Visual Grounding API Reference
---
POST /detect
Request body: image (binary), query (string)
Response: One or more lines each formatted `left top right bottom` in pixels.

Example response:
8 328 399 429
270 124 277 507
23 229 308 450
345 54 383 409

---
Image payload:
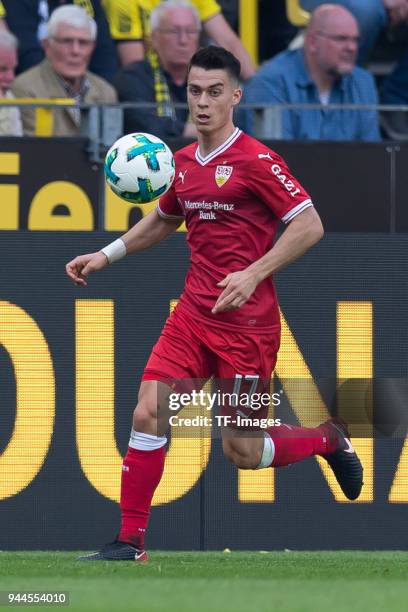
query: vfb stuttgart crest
215 165 233 187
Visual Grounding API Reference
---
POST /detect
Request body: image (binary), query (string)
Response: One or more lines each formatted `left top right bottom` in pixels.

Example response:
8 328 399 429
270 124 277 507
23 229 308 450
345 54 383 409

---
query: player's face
0 46 17 96
311 13 359 76
187 67 242 134
43 24 95 82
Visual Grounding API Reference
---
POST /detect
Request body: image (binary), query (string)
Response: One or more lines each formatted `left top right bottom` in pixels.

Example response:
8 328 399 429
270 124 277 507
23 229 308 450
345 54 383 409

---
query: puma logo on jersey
178 170 187 183
258 152 273 161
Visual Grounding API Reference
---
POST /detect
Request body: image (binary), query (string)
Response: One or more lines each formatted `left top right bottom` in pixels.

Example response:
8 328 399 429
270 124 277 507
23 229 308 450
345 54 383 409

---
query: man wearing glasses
11 4 116 136
243 4 380 141
114 1 200 139
103 0 255 80
301 0 408 64
2 0 119 82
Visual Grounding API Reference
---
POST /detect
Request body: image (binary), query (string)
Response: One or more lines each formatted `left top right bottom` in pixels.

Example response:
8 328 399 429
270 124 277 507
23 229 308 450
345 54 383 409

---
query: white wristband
100 238 126 264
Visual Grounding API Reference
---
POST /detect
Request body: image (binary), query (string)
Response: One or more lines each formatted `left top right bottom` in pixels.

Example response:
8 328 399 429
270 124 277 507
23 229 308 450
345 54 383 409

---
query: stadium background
0 138 407 550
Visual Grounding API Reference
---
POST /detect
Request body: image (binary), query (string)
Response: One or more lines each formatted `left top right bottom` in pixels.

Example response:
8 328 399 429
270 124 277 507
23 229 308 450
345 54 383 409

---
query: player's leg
215 330 363 499
78 306 212 561
221 415 342 467
118 307 214 559
222 416 363 500
220 385 364 501
221 427 264 469
77 379 172 562
118 379 173 556
215 330 280 468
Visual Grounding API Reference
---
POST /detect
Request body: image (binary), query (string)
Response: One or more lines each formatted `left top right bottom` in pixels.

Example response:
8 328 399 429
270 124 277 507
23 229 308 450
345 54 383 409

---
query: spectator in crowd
242 4 380 141
103 0 255 79
297 1 408 137
2 0 119 82
300 0 408 63
0 30 23 135
114 1 199 139
300 0 398 63
11 5 116 136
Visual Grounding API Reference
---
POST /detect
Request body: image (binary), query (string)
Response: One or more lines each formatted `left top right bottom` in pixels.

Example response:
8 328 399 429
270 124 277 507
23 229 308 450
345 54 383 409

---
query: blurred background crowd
0 0 406 140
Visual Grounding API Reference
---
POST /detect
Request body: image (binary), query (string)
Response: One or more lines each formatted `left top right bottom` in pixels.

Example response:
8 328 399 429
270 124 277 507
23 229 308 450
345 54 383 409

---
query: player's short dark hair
188 46 241 84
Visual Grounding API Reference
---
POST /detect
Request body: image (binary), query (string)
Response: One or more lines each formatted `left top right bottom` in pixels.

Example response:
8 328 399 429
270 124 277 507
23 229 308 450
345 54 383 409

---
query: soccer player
66 46 363 561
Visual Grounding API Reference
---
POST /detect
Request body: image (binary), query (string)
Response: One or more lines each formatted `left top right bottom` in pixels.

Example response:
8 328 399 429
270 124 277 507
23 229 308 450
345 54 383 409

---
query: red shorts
142 304 280 421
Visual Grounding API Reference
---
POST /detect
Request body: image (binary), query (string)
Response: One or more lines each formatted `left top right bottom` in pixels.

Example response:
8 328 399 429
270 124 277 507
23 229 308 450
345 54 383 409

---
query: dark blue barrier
0 138 407 231
0 232 407 550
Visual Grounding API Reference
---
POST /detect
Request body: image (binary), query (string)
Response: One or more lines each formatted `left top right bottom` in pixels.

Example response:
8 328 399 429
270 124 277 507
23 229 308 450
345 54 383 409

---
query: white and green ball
104 132 175 204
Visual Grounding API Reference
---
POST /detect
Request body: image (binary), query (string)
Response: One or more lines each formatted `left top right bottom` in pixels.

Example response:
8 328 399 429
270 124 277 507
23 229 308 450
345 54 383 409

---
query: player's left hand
212 270 258 314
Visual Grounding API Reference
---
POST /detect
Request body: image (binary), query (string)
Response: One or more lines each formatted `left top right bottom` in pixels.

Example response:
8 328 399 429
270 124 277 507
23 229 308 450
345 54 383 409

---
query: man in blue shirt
243 4 380 141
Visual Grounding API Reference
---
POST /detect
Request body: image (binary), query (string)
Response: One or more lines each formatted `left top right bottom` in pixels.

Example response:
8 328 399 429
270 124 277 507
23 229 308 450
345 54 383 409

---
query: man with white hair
11 4 116 136
115 1 199 139
0 29 22 135
103 0 255 79
2 0 118 82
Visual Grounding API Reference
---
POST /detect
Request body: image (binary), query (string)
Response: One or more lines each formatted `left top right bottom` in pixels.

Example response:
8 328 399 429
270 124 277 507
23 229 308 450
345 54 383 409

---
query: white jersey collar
195 127 242 166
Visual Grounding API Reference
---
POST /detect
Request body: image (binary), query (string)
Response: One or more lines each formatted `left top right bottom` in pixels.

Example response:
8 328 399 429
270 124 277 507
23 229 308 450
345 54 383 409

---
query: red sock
119 446 165 549
267 423 338 467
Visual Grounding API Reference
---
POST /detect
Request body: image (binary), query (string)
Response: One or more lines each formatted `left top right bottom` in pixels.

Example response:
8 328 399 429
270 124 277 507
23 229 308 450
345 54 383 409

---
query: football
104 132 175 204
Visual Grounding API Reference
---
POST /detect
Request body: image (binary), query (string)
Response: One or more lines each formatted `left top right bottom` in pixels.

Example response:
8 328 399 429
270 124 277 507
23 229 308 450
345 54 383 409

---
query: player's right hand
65 252 109 287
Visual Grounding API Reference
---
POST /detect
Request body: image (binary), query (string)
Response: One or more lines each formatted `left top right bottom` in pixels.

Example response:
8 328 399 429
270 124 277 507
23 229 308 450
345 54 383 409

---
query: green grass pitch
1 551 408 612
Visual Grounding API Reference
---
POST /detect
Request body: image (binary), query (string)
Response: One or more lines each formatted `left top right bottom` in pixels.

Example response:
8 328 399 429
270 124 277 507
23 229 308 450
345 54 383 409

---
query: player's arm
213 207 323 313
249 205 323 275
117 40 144 65
121 207 182 253
65 209 182 287
102 0 145 64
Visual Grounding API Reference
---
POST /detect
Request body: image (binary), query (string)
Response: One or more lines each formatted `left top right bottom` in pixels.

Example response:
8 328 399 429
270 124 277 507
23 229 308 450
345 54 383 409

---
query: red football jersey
157 128 313 331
